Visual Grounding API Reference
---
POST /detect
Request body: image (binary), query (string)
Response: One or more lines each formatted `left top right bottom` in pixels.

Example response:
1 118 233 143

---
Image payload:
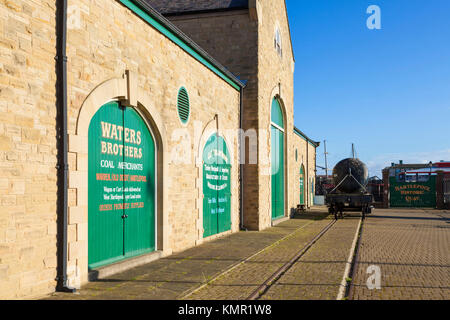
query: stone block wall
257 0 295 229
168 10 261 230
290 134 317 210
0 0 241 298
165 0 299 231
65 0 241 289
0 0 59 299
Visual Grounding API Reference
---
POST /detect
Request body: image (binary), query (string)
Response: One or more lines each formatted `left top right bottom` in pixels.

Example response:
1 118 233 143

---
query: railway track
246 216 365 301
181 213 366 301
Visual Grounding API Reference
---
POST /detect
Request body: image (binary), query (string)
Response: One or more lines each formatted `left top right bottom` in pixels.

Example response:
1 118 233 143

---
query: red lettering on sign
96 173 111 181
130 202 144 209
99 204 113 211
129 175 147 182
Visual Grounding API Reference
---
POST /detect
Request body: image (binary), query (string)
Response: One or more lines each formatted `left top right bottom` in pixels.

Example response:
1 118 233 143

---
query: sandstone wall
290 134 317 209
168 10 261 230
0 0 59 299
166 0 299 230
0 0 241 298
65 0 241 288
257 0 295 229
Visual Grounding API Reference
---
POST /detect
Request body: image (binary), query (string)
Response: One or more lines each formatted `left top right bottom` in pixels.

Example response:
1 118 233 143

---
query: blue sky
286 0 450 177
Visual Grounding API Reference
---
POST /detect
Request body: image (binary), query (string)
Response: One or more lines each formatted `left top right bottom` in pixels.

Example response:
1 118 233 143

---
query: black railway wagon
326 158 374 219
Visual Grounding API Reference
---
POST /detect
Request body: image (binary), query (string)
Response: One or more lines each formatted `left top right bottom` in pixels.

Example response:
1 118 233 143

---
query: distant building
367 176 384 204
315 175 334 196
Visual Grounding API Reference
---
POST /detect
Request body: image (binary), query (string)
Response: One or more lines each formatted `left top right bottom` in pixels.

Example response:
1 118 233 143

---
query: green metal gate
88 101 156 269
203 134 231 238
271 98 285 220
389 176 436 208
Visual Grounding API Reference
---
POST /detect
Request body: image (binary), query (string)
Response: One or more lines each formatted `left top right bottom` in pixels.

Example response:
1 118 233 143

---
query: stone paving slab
46 211 329 300
260 217 360 300
350 209 450 300
186 218 334 300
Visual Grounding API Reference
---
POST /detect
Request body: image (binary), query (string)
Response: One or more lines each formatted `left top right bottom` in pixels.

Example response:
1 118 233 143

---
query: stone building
146 0 318 229
291 127 319 210
0 0 318 299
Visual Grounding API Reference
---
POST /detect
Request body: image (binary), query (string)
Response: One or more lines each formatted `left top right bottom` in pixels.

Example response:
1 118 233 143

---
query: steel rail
345 217 365 299
336 217 363 300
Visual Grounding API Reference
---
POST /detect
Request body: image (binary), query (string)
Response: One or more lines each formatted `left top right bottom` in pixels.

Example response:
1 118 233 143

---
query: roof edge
294 126 320 148
118 0 246 91
163 6 249 17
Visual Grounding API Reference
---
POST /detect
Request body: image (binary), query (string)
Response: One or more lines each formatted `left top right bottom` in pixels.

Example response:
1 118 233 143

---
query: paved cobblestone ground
260 217 360 300
187 217 334 300
46 208 448 300
46 211 329 300
350 209 450 300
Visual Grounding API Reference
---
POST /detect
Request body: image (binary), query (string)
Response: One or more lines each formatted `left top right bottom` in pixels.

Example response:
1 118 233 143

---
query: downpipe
55 0 76 293
239 83 247 231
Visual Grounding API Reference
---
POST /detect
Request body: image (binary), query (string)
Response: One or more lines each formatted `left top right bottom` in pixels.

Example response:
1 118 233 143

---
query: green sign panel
389 176 436 208
88 102 155 269
203 134 231 238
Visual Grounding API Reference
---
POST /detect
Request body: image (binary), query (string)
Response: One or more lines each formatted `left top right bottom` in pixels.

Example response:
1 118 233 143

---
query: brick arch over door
67 71 170 288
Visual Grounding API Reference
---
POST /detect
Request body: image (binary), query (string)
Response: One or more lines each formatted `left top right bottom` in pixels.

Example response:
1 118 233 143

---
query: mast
324 140 329 177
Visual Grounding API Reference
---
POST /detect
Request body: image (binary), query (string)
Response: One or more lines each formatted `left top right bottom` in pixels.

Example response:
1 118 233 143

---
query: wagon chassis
326 193 373 220
325 169 374 220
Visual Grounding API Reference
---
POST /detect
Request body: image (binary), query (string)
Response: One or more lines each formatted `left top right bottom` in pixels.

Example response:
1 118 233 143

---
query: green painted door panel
271 98 284 129
203 134 219 238
203 134 231 238
123 107 156 256
278 131 285 218
271 126 285 220
88 102 156 269
88 102 125 268
217 137 231 234
271 126 278 220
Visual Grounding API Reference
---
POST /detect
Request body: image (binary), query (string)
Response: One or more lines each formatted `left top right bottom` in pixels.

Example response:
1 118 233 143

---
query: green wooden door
300 166 305 205
88 102 124 268
123 107 156 257
203 134 231 237
271 98 285 220
88 102 155 269
271 127 285 220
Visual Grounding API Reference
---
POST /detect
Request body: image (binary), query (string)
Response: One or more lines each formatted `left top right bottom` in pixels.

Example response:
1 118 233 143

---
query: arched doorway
300 165 305 205
88 101 156 269
271 98 285 220
202 133 232 238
